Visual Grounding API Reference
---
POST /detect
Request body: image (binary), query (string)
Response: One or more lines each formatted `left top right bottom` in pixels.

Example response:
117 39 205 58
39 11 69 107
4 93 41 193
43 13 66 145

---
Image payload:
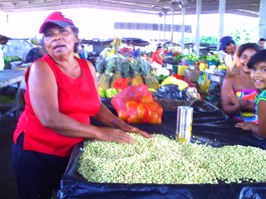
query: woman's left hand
113 117 152 138
128 126 153 138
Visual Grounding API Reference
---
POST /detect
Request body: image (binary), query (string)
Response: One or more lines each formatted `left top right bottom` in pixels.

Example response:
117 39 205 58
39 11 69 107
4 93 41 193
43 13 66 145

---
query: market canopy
0 0 260 17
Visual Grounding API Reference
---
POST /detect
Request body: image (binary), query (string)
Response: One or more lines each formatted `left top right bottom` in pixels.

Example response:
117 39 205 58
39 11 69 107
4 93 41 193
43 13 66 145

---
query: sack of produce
111 84 163 124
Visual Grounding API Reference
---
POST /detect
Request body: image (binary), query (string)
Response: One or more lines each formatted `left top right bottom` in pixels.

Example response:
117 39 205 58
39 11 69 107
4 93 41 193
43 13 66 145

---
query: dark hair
236 43 260 58
227 41 235 46
156 46 162 51
259 38 266 42
247 49 266 69
71 25 79 53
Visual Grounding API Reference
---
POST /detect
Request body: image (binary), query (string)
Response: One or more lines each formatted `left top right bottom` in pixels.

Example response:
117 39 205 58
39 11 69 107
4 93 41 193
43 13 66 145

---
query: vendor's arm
221 77 241 114
28 61 150 144
235 101 266 138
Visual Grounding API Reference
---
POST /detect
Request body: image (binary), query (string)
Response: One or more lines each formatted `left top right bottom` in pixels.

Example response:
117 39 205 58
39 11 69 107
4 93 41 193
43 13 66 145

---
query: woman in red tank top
12 11 151 199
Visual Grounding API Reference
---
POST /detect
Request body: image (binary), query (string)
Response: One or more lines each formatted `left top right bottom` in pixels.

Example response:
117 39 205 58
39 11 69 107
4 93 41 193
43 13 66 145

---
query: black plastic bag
154 84 190 100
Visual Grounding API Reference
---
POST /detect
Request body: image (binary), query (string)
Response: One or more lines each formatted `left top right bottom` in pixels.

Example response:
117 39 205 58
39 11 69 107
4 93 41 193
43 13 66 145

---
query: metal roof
0 0 260 17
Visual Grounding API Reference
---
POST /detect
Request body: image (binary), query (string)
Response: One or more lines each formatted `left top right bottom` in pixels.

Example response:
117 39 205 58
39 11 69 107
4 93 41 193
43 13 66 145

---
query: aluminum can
176 106 193 142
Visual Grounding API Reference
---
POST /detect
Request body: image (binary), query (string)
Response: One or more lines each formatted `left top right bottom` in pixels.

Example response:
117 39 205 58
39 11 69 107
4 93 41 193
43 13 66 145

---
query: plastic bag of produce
198 73 210 95
111 84 163 124
161 76 188 90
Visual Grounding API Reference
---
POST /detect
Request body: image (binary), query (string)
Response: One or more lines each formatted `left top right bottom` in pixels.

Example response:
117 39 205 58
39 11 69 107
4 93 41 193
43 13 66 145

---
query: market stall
0 69 25 120
58 99 266 199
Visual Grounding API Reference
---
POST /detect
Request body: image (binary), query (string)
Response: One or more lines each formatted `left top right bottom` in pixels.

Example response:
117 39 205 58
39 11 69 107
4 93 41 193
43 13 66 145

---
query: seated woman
221 43 260 123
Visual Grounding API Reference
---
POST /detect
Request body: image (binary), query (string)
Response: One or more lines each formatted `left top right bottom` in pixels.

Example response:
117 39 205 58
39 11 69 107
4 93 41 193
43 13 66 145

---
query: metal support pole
181 6 186 53
195 0 202 56
170 7 174 48
163 14 167 44
158 13 163 44
218 0 226 50
259 0 266 39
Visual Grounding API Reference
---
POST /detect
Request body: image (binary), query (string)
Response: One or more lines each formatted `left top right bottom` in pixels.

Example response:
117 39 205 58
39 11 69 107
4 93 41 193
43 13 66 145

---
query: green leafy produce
198 54 206 61
185 53 198 62
78 133 266 184
105 88 118 99
3 55 21 63
175 53 185 62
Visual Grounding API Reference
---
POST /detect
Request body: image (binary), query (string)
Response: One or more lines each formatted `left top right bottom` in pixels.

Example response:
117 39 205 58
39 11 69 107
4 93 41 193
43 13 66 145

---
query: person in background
221 43 260 123
163 47 169 55
78 44 88 59
167 48 174 56
152 46 164 66
12 11 151 199
235 50 266 139
132 48 140 58
218 36 237 72
258 38 265 50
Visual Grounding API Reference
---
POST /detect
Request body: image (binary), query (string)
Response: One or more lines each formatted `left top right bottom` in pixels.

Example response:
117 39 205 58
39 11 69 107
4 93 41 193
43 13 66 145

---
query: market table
0 69 25 120
58 99 266 199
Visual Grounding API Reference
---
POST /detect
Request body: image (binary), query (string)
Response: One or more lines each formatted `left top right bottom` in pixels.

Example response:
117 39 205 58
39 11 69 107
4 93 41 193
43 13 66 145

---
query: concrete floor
0 115 19 199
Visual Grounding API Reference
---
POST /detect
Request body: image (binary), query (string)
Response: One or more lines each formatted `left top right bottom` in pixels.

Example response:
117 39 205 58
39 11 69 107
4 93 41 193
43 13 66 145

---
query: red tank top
13 55 101 157
152 50 162 65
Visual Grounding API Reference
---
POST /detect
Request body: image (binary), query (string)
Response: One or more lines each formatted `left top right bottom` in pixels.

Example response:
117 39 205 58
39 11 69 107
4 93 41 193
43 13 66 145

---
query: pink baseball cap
39 11 75 33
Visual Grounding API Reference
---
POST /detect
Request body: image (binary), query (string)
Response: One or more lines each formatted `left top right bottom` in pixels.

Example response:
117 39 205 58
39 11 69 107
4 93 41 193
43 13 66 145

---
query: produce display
96 49 160 92
95 38 199 101
78 133 266 184
94 39 201 125
95 38 221 108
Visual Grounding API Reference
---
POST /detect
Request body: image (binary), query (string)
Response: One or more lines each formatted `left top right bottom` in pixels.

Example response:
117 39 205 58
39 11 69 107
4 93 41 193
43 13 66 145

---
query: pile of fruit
96 49 160 98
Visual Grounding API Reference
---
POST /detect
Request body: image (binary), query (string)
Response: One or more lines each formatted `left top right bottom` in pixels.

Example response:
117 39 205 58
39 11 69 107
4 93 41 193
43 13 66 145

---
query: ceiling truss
0 0 261 17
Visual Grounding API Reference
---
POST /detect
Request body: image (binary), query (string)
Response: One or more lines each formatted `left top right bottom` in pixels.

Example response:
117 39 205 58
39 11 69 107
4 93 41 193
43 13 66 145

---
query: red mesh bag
111 84 163 124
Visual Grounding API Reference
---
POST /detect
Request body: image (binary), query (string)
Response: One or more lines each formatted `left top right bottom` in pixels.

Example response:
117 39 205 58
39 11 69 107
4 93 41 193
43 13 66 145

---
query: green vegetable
78 133 266 184
105 88 118 99
98 88 106 98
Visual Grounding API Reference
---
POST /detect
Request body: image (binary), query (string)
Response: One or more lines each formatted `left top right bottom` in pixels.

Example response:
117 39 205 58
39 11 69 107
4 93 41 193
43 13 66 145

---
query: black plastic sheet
58 99 266 199
239 187 266 199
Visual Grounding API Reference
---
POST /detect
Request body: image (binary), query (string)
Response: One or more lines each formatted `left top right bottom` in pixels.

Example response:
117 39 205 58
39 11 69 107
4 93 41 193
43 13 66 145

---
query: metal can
176 106 193 142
